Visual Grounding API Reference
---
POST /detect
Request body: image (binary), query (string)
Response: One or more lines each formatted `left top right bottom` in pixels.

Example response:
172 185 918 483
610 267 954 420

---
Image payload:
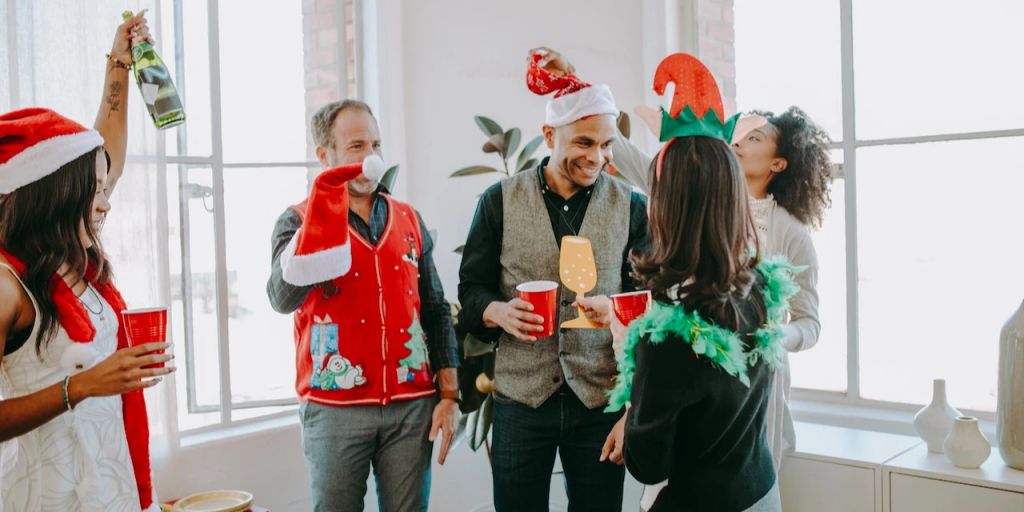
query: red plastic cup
121 307 168 369
610 290 652 326
516 281 559 339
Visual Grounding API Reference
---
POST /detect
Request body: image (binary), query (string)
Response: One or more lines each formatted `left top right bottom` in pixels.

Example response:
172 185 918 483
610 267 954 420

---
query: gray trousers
300 398 434 512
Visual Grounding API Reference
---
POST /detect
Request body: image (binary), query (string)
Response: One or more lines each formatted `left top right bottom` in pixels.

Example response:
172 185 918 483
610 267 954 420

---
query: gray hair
310 99 375 148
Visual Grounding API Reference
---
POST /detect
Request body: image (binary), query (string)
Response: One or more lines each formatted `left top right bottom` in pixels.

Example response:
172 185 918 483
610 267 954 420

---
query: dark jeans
491 386 625 512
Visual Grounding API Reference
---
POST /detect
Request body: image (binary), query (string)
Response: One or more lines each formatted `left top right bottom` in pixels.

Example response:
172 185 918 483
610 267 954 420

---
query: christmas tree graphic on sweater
397 311 432 386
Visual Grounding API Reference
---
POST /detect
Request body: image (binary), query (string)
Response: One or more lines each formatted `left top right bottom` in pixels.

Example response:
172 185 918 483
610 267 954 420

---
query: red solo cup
121 307 168 369
610 290 652 326
516 281 559 339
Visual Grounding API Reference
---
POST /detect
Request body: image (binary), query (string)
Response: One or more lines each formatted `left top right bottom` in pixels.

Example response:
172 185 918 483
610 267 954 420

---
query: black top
266 186 460 371
624 290 776 512
457 159 650 342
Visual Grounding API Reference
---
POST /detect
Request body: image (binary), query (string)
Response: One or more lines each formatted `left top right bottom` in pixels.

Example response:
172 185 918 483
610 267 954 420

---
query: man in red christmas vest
267 100 460 512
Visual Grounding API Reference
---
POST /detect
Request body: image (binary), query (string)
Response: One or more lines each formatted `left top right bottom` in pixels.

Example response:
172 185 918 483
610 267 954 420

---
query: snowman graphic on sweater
310 314 366 390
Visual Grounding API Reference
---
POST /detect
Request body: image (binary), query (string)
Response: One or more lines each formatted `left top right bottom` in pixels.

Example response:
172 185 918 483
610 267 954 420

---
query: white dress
0 265 158 511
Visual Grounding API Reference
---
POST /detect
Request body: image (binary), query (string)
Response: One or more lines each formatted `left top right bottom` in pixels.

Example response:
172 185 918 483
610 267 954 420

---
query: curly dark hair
754 106 834 228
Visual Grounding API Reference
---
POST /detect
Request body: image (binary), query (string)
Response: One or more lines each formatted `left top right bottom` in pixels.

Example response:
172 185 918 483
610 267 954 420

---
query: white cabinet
780 423 922 512
889 474 1024 512
780 458 876 512
883 445 1024 512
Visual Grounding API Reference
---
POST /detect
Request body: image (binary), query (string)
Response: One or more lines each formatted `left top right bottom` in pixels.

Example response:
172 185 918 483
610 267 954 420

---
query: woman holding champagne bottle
0 12 173 512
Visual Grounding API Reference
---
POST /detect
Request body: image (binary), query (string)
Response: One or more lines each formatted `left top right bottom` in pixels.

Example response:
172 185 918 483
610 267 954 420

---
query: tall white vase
944 416 992 469
913 379 961 453
998 299 1024 470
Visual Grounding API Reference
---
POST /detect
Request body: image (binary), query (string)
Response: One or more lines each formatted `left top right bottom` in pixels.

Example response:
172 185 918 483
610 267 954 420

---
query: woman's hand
70 342 174 405
109 10 154 65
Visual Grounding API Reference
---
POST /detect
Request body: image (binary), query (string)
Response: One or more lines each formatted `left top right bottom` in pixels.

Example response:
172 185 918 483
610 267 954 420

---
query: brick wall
301 0 357 157
696 0 737 115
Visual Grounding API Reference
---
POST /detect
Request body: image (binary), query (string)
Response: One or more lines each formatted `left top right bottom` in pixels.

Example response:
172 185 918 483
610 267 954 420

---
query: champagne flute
559 236 601 328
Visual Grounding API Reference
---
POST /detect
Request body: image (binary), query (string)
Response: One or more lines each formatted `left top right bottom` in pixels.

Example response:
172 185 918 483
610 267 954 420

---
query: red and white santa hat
0 107 104 194
526 50 618 127
280 154 386 286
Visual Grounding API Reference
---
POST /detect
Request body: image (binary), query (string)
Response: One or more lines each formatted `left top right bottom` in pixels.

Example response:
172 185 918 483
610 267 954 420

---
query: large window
735 0 1024 413
156 0 360 431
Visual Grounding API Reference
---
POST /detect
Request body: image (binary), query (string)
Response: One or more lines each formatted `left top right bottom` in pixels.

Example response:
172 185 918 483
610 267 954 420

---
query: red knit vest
289 195 435 406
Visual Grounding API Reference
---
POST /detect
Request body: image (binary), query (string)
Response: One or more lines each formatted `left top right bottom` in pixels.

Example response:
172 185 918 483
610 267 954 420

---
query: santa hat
526 50 618 127
280 155 386 286
0 107 104 194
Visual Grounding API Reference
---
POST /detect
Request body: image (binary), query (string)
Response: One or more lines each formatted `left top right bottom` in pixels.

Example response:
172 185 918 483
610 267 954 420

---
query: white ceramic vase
997 299 1024 470
913 379 961 453
943 416 992 469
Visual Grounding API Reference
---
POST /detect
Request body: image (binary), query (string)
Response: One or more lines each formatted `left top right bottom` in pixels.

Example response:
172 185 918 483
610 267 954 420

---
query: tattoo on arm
105 81 123 118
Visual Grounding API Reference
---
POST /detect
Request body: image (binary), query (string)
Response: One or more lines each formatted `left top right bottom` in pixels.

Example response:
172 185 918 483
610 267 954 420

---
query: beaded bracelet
106 53 132 71
62 375 74 411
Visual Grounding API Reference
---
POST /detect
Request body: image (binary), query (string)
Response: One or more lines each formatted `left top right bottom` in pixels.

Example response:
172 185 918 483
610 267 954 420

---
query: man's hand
482 299 545 342
574 295 612 327
528 46 575 77
430 398 460 465
599 412 628 465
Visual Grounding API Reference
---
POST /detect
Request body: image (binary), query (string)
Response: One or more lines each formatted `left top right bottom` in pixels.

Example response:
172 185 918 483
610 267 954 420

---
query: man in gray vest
457 48 649 512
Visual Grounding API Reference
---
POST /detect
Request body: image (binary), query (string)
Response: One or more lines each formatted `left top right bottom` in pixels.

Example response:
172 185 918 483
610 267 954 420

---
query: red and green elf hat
653 53 740 180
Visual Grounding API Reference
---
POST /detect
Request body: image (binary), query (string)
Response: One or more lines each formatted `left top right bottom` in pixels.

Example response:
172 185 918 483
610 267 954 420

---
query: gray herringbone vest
496 170 632 408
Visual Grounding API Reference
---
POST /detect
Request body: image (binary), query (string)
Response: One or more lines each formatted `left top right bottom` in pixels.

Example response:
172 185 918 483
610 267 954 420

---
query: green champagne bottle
122 10 185 130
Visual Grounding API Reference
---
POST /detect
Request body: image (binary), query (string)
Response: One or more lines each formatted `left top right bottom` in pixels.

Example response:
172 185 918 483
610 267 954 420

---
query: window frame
751 0 1024 421
159 0 361 430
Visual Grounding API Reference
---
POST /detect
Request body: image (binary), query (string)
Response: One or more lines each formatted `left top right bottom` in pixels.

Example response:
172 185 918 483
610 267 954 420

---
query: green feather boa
605 256 804 412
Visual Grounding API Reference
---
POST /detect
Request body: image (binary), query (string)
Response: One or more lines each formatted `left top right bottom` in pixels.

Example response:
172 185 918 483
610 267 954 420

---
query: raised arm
94 11 152 197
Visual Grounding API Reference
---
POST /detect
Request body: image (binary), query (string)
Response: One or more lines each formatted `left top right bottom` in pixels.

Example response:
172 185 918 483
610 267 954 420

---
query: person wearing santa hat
0 13 173 512
266 99 460 512
456 48 650 511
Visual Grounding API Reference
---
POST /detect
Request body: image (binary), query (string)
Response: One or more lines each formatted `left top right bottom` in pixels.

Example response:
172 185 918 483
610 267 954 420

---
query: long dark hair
0 147 113 352
757 106 834 228
631 136 765 330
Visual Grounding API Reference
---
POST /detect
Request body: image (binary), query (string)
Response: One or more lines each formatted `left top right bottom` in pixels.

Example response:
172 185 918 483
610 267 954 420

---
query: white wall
381 0 663 295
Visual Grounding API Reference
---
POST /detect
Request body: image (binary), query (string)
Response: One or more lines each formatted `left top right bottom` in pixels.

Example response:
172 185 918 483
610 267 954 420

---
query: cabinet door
890 473 1024 512
780 457 876 512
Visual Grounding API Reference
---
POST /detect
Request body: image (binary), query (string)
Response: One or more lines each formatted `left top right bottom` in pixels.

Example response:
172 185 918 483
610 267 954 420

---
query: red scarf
0 248 153 510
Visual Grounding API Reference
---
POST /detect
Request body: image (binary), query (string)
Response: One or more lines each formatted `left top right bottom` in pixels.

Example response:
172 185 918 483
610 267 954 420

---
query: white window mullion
207 0 233 425
5 0 19 107
839 0 861 403
336 0 349 98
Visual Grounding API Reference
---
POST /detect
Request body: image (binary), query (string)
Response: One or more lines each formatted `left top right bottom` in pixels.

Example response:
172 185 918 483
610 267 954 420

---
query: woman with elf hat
588 53 800 511
541 46 832 472
0 12 172 512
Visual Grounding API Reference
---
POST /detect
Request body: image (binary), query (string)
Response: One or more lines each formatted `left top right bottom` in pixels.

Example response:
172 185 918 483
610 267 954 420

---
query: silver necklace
77 284 104 316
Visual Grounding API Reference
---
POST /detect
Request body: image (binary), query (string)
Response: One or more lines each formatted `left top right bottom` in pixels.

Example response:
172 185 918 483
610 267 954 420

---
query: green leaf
471 394 494 450
503 128 521 160
428 229 438 245
463 333 495 358
380 165 399 192
474 116 503 137
454 244 465 254
450 165 502 178
517 135 543 171
482 133 505 154
516 158 538 173
617 110 631 138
